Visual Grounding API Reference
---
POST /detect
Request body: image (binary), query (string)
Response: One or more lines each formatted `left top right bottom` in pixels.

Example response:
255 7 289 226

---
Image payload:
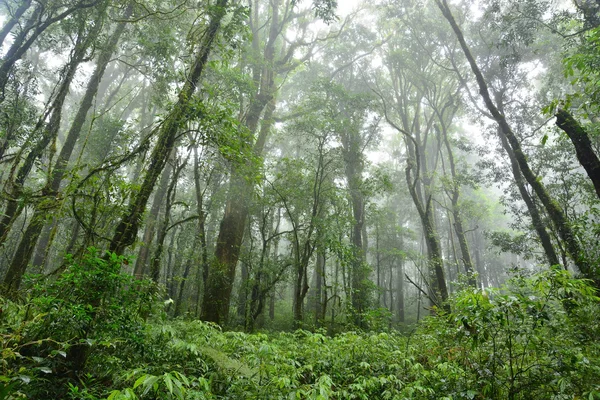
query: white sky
337 0 361 17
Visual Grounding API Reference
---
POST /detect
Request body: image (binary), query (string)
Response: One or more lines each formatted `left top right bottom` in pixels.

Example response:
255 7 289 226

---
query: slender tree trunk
174 257 193 317
498 127 560 266
396 256 405 323
439 125 476 285
134 162 172 278
109 0 228 256
314 250 324 326
405 159 449 310
0 0 32 47
436 0 588 276
149 157 183 283
192 145 209 317
237 262 249 321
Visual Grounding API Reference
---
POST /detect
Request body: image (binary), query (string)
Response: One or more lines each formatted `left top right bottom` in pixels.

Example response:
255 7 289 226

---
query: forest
1 0 600 398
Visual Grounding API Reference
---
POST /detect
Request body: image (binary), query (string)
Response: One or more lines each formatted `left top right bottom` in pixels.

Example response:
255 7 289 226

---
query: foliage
0 248 157 399
2 266 598 399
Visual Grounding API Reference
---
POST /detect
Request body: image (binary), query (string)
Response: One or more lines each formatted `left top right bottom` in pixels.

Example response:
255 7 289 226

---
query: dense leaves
2 260 599 399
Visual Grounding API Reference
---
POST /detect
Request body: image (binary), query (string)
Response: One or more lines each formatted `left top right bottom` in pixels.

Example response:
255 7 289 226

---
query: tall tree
201 0 334 324
435 0 591 279
108 0 229 256
2 4 133 289
0 6 104 269
0 0 103 102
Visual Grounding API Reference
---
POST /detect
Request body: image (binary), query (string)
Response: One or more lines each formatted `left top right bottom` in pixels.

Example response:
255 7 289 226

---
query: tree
108 0 230 256
435 0 592 280
1 4 133 291
202 0 340 325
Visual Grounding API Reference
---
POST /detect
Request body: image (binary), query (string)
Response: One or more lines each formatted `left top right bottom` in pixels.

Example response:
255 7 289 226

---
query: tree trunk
396 256 405 323
555 109 600 200
439 125 477 285
1 27 94 294
201 172 251 324
0 0 102 103
149 156 182 283
174 257 193 317
201 0 284 325
134 161 172 278
8 6 132 276
0 0 32 47
498 126 560 266
314 250 325 325
109 0 228 256
404 135 449 310
436 0 589 277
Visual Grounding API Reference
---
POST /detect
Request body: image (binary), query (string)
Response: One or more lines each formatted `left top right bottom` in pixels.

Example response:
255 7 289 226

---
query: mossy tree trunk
1 19 101 294
4 5 132 286
108 0 229 256
201 0 282 325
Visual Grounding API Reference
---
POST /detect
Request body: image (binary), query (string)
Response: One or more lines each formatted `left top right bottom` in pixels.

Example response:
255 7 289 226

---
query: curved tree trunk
436 0 589 278
498 127 561 266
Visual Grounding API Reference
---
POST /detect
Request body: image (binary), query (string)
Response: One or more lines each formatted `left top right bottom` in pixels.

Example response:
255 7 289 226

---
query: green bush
2 262 599 399
0 248 157 399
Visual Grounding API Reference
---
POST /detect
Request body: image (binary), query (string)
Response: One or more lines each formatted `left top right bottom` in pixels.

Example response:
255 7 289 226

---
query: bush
0 248 157 399
2 262 599 399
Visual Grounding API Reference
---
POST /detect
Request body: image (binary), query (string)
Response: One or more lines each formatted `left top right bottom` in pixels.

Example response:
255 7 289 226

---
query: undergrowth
1 249 599 399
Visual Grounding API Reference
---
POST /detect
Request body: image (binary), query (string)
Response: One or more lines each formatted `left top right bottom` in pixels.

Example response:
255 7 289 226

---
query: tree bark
555 109 600 200
109 0 228 256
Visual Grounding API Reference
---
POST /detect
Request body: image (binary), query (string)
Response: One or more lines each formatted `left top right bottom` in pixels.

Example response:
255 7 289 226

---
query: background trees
0 0 599 330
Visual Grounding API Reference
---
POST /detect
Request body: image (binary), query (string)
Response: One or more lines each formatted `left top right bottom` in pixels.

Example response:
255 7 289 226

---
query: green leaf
164 373 174 394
